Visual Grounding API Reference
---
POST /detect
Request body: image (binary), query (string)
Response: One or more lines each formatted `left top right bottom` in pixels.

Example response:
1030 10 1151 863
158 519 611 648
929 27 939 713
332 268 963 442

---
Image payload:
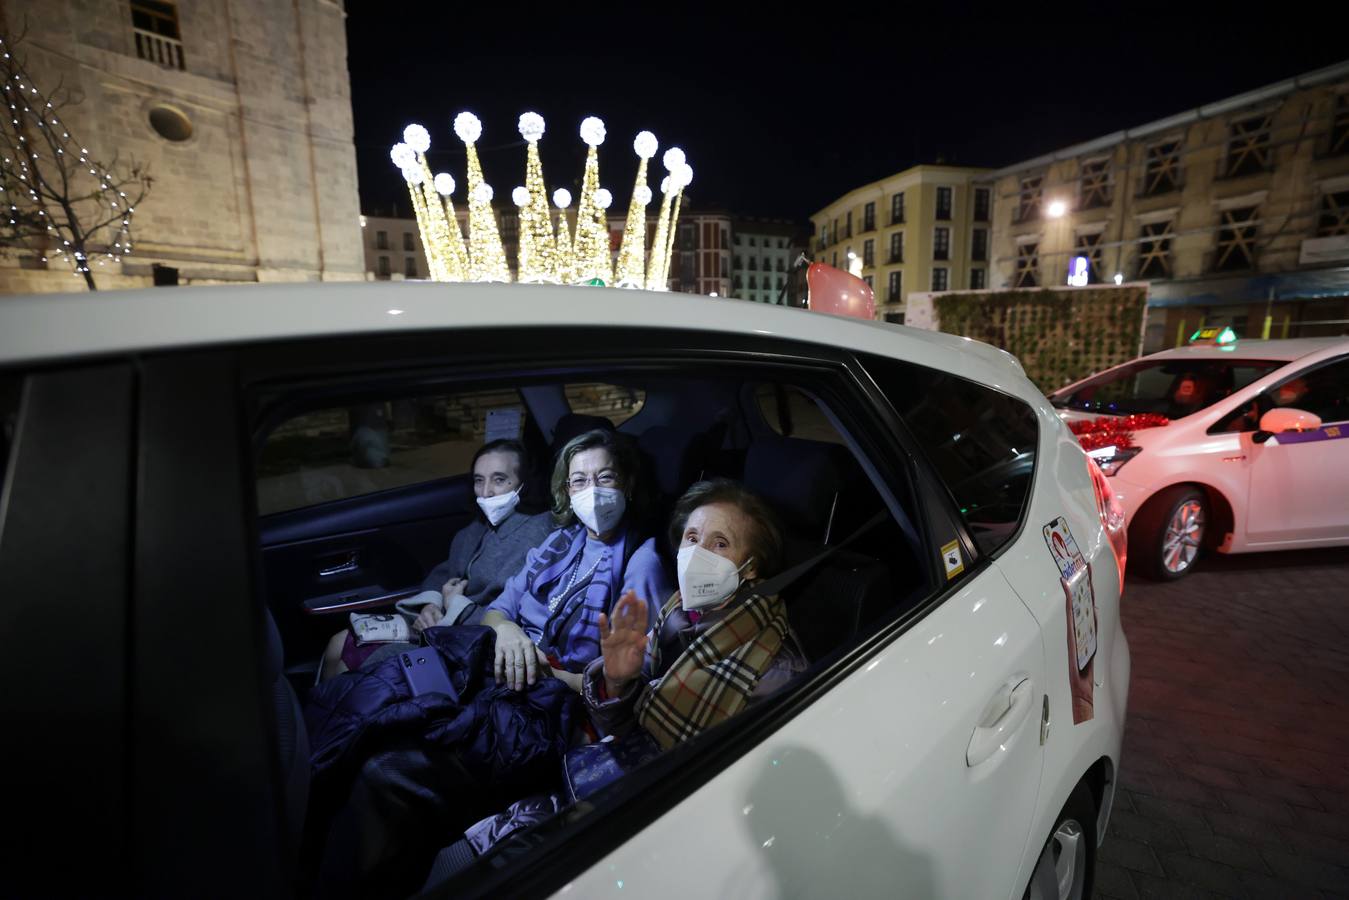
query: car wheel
1132 485 1206 581
1024 781 1096 900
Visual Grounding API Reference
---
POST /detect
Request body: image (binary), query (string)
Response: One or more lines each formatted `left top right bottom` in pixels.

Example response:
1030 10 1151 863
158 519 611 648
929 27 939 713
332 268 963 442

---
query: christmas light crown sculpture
389 112 692 290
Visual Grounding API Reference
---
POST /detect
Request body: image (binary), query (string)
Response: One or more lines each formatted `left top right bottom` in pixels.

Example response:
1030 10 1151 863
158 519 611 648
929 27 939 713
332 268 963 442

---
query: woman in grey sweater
319 439 552 679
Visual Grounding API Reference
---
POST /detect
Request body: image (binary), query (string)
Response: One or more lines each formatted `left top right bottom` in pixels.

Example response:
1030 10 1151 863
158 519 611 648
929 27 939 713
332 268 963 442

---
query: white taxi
1 278 1127 899
1050 333 1349 579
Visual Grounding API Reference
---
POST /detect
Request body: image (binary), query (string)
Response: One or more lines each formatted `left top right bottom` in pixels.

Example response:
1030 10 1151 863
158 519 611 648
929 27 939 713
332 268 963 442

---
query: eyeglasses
568 470 620 492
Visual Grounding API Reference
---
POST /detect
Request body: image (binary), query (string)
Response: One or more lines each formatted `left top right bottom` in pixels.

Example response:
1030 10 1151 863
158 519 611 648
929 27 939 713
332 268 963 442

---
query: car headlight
1088 445 1141 477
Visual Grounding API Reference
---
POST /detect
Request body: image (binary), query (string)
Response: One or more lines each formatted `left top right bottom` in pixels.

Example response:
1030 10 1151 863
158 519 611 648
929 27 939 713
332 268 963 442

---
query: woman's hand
412 604 443 634
599 590 649 694
440 577 467 602
491 619 538 690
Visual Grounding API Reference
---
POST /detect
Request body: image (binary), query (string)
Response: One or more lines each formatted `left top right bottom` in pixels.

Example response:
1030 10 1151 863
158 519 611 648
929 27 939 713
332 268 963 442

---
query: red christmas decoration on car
1068 413 1170 452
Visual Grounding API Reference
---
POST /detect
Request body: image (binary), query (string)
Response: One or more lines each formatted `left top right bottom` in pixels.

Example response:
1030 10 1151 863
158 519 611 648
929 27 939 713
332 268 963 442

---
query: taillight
1089 458 1128 588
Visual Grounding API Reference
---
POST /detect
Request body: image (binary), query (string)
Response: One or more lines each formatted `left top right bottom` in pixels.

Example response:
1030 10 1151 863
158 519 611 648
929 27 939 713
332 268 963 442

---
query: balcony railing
135 28 185 70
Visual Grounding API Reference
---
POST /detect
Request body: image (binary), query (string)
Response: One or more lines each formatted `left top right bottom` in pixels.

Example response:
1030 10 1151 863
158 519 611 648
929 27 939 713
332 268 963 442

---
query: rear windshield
1051 357 1285 418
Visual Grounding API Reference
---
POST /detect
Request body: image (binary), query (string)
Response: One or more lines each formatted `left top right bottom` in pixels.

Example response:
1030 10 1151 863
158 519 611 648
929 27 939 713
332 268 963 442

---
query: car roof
1140 337 1348 363
0 281 1029 388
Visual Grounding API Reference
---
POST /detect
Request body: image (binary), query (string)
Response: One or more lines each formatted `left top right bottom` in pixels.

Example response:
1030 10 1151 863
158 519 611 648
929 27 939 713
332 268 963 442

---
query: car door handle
318 550 359 577
966 676 1034 767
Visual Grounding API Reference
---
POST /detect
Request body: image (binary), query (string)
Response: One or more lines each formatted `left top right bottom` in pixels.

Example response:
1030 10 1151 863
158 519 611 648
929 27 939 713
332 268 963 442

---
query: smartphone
400 647 456 700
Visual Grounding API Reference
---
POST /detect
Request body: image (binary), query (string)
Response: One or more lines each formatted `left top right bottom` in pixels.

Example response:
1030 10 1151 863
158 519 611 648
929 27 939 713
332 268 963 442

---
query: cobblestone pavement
1100 547 1349 899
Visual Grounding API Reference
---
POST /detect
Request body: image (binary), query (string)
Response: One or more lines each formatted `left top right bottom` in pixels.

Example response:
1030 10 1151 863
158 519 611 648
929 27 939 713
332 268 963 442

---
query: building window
863 239 874 267
844 212 852 238
863 202 875 231
973 187 990 222
376 230 389 250
817 224 828 248
1225 115 1272 178
776 276 785 291
721 228 729 249
1079 159 1111 209
862 275 873 290
749 276 758 289
1137 221 1173 279
935 187 953 221
1073 232 1104 283
970 268 986 290
721 257 729 278
1016 177 1042 223
404 257 418 278
402 232 414 251
733 233 742 246
832 252 837 267
971 228 988 262
748 257 758 270
888 231 903 264
131 0 185 70
1015 242 1039 287
931 267 949 291
1143 141 1182 196
1331 94 1349 157
734 255 743 269
1212 206 1259 272
377 255 390 276
733 277 743 290
933 227 950 261
1318 189 1349 236
776 258 785 272
891 192 905 225
778 239 786 248
887 270 902 302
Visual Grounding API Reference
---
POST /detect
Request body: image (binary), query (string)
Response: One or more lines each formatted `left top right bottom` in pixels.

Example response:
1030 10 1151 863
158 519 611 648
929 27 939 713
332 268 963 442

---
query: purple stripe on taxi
1274 422 1349 444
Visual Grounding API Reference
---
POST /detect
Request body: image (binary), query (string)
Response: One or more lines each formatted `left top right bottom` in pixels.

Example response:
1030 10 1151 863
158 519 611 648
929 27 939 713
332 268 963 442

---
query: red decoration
1068 413 1169 452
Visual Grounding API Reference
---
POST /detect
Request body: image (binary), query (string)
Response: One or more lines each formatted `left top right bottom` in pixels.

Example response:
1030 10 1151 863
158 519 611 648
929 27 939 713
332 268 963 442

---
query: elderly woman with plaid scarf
582 479 808 749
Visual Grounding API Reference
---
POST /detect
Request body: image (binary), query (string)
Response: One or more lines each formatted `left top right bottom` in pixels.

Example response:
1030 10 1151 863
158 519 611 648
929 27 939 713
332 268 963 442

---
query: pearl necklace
548 548 608 614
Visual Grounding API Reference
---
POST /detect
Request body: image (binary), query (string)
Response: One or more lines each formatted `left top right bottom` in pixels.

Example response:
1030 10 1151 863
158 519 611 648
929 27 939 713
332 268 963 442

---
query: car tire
1023 781 1096 900
1131 485 1206 581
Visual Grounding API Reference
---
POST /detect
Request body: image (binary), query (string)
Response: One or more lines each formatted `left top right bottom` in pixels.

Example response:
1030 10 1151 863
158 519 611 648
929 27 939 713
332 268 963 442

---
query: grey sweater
395 510 553 624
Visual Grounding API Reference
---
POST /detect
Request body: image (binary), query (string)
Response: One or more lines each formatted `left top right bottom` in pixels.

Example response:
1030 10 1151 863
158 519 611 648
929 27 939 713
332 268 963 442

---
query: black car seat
265 606 310 878
742 436 897 662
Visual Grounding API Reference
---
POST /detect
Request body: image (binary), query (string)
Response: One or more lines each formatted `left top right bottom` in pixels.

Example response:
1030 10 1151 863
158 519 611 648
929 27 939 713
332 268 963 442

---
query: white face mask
571 486 626 535
476 487 520 527
677 544 753 612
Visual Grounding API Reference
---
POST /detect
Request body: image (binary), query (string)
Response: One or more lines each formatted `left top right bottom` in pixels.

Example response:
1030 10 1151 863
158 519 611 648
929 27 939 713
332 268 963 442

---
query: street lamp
1046 200 1067 218
1113 273 1124 286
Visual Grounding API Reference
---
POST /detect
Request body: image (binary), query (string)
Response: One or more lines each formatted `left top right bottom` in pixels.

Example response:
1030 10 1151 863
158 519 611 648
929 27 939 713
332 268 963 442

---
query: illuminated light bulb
663 147 685 171
633 131 658 159
518 112 545 142
595 188 613 209
579 116 606 147
433 172 455 195
1047 200 1067 218
471 183 493 203
453 111 482 143
402 123 431 153
553 189 572 208
403 165 425 185
390 142 415 169
512 186 529 207
635 186 652 205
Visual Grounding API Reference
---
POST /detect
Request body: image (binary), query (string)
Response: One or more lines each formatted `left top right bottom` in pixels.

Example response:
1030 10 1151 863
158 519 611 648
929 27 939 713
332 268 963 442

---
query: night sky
345 2 1345 225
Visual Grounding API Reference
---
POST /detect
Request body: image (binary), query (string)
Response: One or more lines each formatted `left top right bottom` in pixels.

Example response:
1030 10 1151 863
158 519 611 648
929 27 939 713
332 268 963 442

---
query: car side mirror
1257 406 1321 440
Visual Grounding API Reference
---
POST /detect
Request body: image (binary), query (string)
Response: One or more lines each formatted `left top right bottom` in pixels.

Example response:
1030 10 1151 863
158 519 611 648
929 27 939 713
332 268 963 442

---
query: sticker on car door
1044 517 1096 724
940 539 964 579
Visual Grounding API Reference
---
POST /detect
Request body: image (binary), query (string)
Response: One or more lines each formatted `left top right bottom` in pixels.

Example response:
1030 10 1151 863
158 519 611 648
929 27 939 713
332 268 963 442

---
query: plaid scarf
635 587 789 750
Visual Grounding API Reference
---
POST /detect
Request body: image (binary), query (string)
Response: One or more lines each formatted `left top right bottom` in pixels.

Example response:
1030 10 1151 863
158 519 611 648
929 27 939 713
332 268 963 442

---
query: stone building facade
984 60 1349 352
0 0 363 293
810 165 993 323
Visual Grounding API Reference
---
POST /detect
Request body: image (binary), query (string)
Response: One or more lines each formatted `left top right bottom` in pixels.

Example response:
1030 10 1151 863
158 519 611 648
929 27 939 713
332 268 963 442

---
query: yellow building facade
810 165 991 322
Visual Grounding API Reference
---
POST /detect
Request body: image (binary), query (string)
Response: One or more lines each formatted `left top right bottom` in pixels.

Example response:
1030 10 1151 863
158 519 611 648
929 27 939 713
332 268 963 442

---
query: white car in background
1 280 1128 899
1050 335 1349 580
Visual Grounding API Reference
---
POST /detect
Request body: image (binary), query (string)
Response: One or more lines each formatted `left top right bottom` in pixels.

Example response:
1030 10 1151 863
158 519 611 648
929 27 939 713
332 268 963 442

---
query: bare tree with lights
0 29 150 291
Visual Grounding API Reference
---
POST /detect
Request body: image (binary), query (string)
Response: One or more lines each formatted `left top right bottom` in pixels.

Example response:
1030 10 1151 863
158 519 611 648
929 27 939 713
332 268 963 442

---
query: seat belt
747 508 891 602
